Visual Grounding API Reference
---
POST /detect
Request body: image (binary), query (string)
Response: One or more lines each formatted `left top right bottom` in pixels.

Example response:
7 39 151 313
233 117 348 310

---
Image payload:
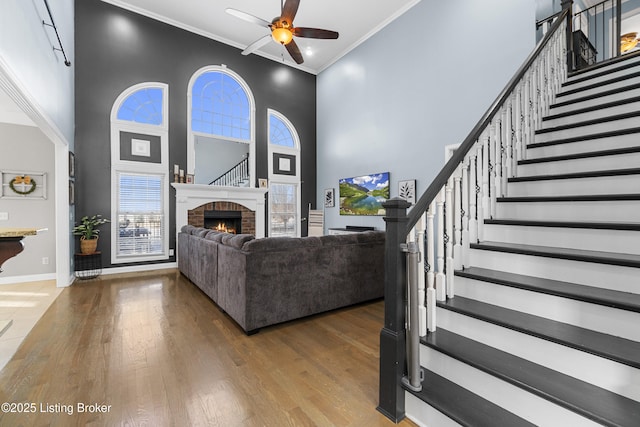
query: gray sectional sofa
178 225 385 334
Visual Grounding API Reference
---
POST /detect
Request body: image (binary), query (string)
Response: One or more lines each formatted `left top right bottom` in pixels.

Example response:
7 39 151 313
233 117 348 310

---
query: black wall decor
75 0 317 268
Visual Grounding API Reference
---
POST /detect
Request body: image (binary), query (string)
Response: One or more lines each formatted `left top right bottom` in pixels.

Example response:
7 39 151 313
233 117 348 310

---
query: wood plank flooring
0 269 416 426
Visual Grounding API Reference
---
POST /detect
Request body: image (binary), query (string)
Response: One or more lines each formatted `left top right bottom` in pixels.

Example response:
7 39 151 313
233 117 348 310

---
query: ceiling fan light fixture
272 27 293 45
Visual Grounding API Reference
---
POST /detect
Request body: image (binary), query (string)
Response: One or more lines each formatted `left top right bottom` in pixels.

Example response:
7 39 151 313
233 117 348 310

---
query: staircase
404 52 640 426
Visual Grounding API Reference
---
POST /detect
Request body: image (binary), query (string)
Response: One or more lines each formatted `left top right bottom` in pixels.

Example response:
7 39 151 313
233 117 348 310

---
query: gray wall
317 0 537 231
194 136 250 185
75 0 317 268
0 123 57 279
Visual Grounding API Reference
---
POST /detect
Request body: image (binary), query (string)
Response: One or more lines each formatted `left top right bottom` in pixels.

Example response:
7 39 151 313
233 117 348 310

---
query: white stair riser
468 248 640 294
534 116 640 143
541 100 640 128
405 394 462 427
435 308 640 402
421 344 603 427
507 174 640 197
482 223 640 255
555 75 640 103
496 200 640 222
517 152 640 175
526 132 640 157
550 87 640 115
455 276 640 341
563 56 640 86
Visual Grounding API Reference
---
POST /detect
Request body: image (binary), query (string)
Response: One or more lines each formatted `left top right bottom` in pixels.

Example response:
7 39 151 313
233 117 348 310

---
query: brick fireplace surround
188 202 255 236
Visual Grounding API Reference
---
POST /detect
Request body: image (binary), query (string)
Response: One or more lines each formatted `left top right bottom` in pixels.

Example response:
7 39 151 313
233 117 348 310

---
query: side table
75 251 102 280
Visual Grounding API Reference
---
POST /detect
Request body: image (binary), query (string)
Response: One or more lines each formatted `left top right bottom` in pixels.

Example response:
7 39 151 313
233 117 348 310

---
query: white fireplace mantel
172 183 268 237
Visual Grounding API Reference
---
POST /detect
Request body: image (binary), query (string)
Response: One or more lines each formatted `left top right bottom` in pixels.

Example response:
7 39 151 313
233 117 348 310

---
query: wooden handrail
405 9 569 234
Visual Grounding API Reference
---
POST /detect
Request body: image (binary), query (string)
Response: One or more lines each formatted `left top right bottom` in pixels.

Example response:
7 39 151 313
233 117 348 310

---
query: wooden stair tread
557 70 640 97
470 240 640 268
437 297 640 369
528 127 640 148
405 369 535 427
551 81 640 108
508 167 640 182
497 193 640 202
519 145 640 165
423 328 640 426
544 95 640 121
536 111 640 135
484 218 640 231
456 266 640 313
566 50 640 81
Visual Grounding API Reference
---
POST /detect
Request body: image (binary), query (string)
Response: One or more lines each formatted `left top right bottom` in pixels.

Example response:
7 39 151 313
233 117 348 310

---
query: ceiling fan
225 0 339 64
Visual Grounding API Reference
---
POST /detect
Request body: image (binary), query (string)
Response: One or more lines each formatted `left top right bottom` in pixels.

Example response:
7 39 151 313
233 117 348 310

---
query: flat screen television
339 172 390 216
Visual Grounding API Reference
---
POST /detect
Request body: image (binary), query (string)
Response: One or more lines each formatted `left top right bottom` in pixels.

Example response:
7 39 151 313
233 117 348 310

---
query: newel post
377 197 411 422
562 0 574 71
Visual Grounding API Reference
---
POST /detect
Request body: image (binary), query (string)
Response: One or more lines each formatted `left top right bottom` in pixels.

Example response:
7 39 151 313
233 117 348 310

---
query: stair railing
572 0 622 70
378 8 570 422
209 155 249 187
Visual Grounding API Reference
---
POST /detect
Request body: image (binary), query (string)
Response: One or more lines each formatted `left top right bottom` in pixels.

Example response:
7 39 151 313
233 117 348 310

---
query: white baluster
435 189 446 301
453 168 462 271
477 142 485 242
445 178 455 299
426 204 436 332
489 122 498 219
481 131 490 220
515 86 523 163
469 150 478 244
461 157 470 268
523 75 532 154
415 213 427 337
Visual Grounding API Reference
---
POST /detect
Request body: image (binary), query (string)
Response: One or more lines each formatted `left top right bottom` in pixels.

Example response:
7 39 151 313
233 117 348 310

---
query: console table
328 226 376 235
0 228 38 273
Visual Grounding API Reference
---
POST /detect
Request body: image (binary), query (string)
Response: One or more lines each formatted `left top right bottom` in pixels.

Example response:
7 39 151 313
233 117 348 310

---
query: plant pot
80 237 98 254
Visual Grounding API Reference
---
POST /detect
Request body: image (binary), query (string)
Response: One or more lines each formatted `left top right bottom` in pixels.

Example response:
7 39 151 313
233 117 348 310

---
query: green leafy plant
72 215 110 240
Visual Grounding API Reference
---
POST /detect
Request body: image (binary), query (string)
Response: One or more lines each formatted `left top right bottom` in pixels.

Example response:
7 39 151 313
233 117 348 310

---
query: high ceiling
102 0 421 74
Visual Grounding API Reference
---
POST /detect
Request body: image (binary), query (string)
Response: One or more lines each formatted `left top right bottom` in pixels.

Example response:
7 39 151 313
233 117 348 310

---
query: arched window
187 66 255 184
116 87 163 125
110 83 169 264
268 110 300 237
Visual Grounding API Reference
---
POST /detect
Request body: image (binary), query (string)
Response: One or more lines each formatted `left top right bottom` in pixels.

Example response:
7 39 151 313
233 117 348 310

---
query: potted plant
73 215 110 254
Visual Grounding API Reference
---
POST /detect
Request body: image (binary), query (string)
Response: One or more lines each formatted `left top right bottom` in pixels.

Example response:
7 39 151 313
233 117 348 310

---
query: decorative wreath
9 175 37 195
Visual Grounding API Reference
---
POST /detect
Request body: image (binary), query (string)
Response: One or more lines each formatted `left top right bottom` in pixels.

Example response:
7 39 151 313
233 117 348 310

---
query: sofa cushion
241 236 321 252
223 234 255 249
207 232 227 242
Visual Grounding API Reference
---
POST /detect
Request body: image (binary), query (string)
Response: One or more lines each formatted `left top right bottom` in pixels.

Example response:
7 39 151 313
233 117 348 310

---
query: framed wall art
398 179 416 204
324 188 335 208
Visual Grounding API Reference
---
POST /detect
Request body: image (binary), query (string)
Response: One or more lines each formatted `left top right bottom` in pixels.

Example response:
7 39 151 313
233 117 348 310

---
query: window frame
110 82 170 264
267 109 301 237
187 66 256 184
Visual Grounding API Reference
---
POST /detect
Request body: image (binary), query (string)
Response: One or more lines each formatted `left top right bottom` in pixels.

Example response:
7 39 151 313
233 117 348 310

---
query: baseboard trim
0 273 57 286
100 262 178 276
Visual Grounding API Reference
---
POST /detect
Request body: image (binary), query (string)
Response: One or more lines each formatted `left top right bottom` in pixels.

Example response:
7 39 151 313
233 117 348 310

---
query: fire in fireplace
204 210 242 234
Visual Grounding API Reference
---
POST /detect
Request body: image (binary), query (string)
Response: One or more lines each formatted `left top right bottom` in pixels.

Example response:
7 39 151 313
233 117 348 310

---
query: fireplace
204 210 242 234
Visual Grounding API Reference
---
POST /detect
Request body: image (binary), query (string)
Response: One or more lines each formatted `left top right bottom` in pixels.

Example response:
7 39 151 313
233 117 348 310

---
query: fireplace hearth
204 210 242 234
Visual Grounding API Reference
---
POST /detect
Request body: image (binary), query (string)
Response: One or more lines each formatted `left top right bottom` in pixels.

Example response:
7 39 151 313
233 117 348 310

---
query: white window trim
267 109 301 237
110 82 170 264
186 65 256 185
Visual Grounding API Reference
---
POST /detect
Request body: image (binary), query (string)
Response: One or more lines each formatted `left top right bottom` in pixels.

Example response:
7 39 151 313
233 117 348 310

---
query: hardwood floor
0 269 416 426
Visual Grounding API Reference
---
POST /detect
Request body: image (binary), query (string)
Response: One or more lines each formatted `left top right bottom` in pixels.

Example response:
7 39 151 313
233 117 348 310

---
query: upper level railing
377 8 570 422
571 0 622 69
209 155 249 187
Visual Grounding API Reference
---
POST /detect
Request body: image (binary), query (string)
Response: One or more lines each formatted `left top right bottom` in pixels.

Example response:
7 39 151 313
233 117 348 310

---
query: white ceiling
102 0 421 74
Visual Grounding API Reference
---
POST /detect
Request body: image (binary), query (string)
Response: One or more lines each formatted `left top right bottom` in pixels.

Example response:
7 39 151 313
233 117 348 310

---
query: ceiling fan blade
292 27 339 39
225 8 271 28
242 35 272 56
281 0 300 25
285 39 304 64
